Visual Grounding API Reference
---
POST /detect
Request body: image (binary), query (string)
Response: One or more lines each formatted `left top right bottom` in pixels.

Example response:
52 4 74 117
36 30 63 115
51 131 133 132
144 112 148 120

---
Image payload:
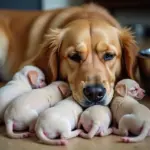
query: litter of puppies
0 66 148 145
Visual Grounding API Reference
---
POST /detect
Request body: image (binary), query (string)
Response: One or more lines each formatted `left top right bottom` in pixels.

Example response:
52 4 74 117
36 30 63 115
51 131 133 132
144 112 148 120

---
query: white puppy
4 81 70 139
78 105 112 139
0 65 46 122
35 96 83 146
78 88 114 139
111 79 149 143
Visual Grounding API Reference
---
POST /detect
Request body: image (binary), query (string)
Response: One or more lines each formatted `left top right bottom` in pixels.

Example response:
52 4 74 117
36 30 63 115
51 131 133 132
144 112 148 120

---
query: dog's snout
83 84 106 102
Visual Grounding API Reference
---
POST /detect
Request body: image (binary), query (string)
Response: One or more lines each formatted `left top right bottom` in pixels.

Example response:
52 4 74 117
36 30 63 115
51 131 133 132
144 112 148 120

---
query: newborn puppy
78 105 112 139
0 65 46 122
111 79 150 143
4 81 70 139
35 96 83 146
78 88 114 139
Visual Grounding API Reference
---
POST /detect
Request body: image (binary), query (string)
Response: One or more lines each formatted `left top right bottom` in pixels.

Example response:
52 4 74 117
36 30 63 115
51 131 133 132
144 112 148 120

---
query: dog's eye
103 53 115 61
68 52 82 62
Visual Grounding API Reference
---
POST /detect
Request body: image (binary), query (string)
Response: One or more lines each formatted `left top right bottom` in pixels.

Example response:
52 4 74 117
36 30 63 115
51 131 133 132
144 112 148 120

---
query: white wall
42 0 84 10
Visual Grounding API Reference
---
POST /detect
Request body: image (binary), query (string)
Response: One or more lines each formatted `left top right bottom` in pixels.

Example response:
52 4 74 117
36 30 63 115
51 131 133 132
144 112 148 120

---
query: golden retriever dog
0 3 138 108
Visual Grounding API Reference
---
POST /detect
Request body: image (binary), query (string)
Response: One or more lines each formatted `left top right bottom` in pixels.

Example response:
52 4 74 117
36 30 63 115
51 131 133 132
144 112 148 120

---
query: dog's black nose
139 48 150 57
83 84 106 102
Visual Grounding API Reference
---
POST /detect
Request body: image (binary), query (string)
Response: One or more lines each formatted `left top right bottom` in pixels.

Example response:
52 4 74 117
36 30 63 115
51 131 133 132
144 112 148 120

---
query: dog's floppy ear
119 28 138 79
115 83 127 97
19 28 66 83
43 28 66 81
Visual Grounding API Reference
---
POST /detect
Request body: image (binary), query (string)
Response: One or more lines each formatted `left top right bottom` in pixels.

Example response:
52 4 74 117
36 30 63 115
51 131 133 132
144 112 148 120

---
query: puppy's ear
115 84 127 97
119 28 138 80
58 84 71 98
27 71 38 86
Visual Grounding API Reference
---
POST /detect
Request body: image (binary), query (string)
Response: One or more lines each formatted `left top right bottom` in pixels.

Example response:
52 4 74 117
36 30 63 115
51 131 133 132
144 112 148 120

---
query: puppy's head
115 79 145 100
20 65 46 89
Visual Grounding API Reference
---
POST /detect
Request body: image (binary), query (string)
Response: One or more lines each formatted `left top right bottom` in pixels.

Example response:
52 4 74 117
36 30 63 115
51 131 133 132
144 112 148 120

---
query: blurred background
0 0 150 49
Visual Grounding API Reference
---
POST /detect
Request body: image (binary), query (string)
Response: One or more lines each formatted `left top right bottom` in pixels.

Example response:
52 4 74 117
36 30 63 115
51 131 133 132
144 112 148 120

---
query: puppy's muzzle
83 84 106 103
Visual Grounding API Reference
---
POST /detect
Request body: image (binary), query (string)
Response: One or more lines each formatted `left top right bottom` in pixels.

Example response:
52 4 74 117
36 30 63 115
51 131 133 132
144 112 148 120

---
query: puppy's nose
83 84 106 102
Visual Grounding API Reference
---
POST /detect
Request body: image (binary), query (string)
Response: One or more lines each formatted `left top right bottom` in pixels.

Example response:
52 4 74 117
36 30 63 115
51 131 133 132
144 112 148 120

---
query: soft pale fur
110 79 149 143
78 105 112 139
0 4 139 108
78 88 114 139
35 96 83 146
4 81 70 139
0 65 46 122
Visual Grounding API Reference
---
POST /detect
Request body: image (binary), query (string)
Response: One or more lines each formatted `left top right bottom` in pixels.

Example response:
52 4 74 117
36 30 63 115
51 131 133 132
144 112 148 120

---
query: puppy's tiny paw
121 137 130 143
99 131 104 136
60 139 68 145
99 126 105 136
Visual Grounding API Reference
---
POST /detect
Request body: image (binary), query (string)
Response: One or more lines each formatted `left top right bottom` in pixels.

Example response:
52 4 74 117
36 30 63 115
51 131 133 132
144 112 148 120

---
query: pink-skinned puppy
4 81 71 139
110 79 149 143
0 65 46 123
78 88 114 139
35 96 83 146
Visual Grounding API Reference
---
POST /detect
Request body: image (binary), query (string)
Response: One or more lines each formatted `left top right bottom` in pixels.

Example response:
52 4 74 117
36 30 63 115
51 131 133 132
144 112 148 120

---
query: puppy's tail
121 121 150 143
5 120 31 139
80 123 99 139
36 128 68 146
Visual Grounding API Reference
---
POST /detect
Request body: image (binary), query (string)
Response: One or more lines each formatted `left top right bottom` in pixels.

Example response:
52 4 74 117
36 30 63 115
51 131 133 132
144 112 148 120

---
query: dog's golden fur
0 4 138 107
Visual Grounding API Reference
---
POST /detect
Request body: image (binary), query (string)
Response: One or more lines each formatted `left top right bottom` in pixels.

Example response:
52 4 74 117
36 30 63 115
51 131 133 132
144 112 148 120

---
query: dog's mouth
71 82 114 108
79 93 107 108
78 84 114 108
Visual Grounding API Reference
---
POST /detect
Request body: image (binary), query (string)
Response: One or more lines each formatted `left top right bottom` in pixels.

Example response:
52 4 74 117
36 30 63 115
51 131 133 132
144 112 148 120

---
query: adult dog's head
29 4 138 108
